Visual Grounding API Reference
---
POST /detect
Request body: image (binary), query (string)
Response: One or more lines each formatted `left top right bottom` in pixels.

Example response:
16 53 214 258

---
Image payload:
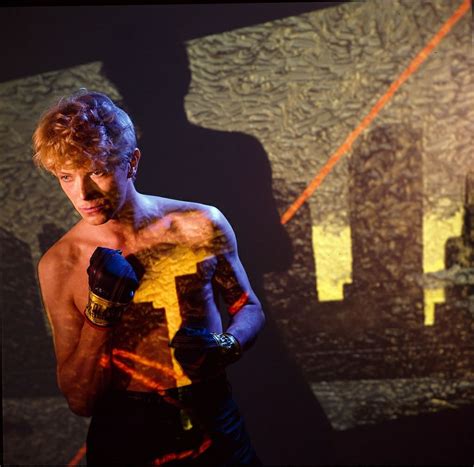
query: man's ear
131 148 141 169
128 148 141 179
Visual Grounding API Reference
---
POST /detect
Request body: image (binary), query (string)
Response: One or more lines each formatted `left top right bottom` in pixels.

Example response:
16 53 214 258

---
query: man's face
56 160 129 225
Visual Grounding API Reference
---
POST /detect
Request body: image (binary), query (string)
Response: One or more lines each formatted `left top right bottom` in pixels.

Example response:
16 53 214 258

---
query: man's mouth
80 203 105 214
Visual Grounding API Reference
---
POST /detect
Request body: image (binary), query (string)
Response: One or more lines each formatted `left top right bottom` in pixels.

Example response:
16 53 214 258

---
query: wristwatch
211 332 242 365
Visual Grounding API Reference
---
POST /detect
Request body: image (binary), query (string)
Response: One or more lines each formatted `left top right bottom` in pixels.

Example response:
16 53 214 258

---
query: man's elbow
58 376 93 417
64 387 95 417
246 300 265 338
67 399 93 417
63 390 94 417
251 295 265 330
256 304 266 332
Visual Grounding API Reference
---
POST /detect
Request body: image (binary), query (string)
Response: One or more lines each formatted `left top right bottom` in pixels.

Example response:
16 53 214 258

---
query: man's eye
91 170 105 177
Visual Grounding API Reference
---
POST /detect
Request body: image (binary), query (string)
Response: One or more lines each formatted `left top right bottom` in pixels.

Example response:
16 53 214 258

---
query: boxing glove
84 247 140 327
170 327 241 378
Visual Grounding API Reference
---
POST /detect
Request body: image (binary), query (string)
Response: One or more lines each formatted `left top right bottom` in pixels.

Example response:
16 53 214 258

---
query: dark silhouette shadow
1 227 58 398
98 12 333 465
346 124 424 324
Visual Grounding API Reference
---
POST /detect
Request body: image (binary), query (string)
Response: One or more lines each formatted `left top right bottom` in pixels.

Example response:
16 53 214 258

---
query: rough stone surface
3 397 89 466
185 0 473 229
185 0 474 430
0 62 122 466
311 377 474 431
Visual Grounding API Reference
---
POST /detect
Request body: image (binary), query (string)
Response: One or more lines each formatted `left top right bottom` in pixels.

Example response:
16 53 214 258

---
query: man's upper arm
37 250 83 371
209 208 261 315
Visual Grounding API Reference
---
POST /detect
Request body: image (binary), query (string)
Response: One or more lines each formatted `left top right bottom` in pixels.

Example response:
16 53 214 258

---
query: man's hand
85 247 140 327
169 327 241 379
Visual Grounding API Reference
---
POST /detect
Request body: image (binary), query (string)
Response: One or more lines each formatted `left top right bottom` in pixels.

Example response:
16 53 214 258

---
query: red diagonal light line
229 292 249 315
152 437 213 465
112 348 177 379
111 355 184 408
67 442 87 466
281 0 472 225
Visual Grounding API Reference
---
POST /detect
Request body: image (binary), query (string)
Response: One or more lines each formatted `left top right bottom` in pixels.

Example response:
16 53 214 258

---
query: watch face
221 334 233 349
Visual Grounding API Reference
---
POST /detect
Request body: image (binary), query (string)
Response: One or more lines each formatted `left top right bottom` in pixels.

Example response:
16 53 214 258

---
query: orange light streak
99 353 111 368
112 348 177 379
111 355 188 410
67 442 86 466
152 437 213 465
280 0 472 225
111 356 174 396
229 292 249 315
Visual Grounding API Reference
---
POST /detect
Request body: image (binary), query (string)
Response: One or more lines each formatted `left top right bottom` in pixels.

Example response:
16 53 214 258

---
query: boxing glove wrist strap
84 291 129 327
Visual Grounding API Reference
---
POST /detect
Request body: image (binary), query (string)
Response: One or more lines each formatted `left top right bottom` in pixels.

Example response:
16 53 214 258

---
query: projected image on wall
1 0 472 464
184 0 473 430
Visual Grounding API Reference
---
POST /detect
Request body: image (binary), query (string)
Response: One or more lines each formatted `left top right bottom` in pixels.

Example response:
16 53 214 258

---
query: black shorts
86 376 260 466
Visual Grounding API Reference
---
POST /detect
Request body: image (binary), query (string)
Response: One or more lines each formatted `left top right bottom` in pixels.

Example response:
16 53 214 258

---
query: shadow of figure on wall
1 226 59 398
99 12 333 465
0 6 333 464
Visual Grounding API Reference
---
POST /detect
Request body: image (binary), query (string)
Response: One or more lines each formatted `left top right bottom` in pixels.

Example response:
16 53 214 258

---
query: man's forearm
225 303 265 352
58 324 112 417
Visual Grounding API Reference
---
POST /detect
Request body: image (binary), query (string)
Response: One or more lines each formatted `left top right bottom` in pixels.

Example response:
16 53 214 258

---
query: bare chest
70 237 222 390
71 232 218 307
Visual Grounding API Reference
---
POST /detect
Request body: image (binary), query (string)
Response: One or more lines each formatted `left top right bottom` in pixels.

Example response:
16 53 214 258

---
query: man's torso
51 197 227 391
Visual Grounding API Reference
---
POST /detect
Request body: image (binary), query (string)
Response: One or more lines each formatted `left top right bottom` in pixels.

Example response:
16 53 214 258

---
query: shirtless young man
33 90 265 465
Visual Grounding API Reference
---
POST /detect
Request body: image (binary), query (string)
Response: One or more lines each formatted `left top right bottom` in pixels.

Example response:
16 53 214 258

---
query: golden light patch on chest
130 244 215 386
168 211 215 249
110 302 177 390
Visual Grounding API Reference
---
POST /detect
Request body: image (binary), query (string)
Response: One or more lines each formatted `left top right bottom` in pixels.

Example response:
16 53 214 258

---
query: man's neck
98 189 157 242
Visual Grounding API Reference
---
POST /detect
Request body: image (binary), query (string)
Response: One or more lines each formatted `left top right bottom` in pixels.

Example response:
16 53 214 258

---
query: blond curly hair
33 89 137 173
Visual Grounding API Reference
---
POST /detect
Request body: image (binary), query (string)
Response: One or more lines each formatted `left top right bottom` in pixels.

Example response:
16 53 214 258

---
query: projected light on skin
100 212 252 393
63 213 250 466
111 348 178 380
130 245 214 387
229 292 250 315
79 245 249 465
152 438 213 466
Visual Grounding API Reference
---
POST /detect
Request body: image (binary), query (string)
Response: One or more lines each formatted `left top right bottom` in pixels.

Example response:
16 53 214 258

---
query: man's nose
78 175 98 200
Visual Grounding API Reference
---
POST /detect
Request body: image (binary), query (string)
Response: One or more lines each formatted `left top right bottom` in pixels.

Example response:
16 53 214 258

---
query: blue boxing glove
85 247 140 327
170 327 241 379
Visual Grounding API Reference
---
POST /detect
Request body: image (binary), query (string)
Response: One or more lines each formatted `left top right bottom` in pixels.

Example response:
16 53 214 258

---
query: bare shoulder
174 200 235 253
150 199 236 252
37 222 85 290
